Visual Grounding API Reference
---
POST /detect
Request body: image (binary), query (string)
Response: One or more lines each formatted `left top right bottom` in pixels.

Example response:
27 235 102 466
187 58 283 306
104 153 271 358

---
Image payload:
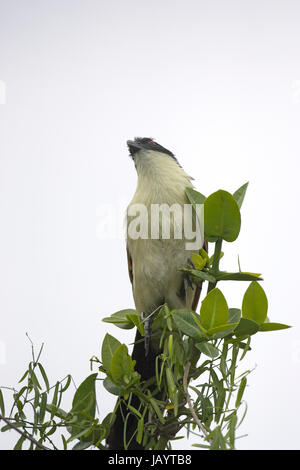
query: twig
183 361 209 438
0 414 50 450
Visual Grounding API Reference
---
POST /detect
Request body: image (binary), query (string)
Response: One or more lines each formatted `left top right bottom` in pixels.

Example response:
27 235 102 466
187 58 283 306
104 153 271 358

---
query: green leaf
234 318 259 337
199 247 209 263
1 421 25 433
207 322 239 337
103 377 123 396
215 271 262 282
242 281 268 324
72 440 93 450
61 434 68 450
102 309 138 329
29 364 42 390
149 397 165 424
126 313 145 336
110 345 135 385
13 434 26 450
61 375 72 393
209 426 227 450
186 187 206 206
259 322 291 332
195 342 220 358
235 377 247 408
18 370 29 384
180 268 216 283
229 308 241 324
204 190 241 242
137 416 144 444
172 309 206 340
0 389 5 416
45 405 67 420
200 288 229 330
192 253 206 270
211 308 241 339
233 182 249 209
50 382 60 419
37 363 50 392
71 373 97 419
39 392 47 423
228 412 237 449
101 334 121 372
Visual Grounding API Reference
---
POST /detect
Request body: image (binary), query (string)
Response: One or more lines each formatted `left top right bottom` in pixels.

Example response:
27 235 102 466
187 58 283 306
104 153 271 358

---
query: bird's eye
149 140 156 146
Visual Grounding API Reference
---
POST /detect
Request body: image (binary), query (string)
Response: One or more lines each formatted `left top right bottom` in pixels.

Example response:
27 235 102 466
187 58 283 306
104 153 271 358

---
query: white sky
0 0 300 450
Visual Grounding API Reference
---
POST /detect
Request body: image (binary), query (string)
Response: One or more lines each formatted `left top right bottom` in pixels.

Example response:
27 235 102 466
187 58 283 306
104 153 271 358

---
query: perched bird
107 137 204 449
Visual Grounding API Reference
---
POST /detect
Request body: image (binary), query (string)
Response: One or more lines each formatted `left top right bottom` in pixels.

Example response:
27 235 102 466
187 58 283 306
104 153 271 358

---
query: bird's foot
141 312 153 357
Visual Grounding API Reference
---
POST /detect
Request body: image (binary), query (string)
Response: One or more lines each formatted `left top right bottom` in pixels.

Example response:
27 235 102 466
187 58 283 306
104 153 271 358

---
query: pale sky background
1 0 300 450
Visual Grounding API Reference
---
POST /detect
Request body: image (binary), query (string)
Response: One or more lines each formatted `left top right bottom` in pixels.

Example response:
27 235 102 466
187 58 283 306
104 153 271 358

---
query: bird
106 137 205 449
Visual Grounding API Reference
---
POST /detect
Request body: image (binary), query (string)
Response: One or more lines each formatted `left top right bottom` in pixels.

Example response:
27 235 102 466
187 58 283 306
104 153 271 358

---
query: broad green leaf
192 253 206 270
71 373 97 418
209 308 241 339
242 281 268 324
233 182 249 209
229 308 241 324
101 333 121 372
212 308 241 339
126 313 145 336
195 342 220 358
215 271 262 282
103 377 122 396
110 345 135 385
259 322 291 332
234 318 259 337
186 187 206 206
172 309 206 339
207 322 238 337
204 190 241 242
72 440 93 450
200 288 229 330
102 309 138 329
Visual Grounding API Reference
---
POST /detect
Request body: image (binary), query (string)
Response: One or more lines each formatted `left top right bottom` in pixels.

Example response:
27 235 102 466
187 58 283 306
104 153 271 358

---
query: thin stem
183 361 209 438
0 414 50 450
207 238 222 293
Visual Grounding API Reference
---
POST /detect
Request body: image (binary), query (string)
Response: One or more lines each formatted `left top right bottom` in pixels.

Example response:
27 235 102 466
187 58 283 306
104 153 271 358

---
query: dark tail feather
106 329 157 450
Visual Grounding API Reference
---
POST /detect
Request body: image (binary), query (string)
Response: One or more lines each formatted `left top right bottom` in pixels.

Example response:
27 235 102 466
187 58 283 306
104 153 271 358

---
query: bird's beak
127 140 143 156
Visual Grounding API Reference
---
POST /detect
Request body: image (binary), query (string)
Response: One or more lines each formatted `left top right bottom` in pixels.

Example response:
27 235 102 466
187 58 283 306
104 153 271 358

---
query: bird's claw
141 312 153 357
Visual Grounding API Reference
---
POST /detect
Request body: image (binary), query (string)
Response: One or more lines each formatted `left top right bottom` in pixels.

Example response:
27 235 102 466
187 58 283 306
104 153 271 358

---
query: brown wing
126 245 133 284
191 239 208 311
